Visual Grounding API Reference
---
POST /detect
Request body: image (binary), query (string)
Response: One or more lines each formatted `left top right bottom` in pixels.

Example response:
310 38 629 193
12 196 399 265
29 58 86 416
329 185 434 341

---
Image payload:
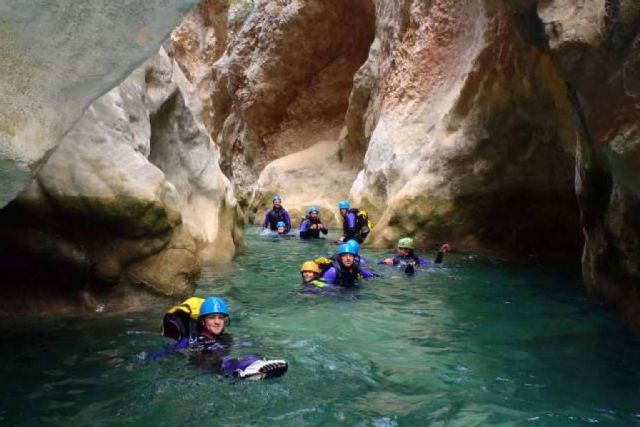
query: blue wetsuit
389 250 445 274
391 251 444 267
342 211 359 242
321 261 374 287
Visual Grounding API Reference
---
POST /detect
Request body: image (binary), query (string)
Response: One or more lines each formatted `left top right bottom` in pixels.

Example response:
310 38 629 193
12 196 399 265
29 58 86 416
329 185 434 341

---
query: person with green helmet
381 237 450 274
299 206 328 239
321 243 375 287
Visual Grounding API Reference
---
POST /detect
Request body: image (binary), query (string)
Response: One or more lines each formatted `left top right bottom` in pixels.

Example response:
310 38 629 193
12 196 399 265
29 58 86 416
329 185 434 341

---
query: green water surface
1 228 640 426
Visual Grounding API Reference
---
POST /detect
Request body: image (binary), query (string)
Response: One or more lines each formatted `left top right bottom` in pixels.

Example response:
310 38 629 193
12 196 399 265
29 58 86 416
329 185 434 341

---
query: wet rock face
0 48 238 313
0 0 197 167
348 0 581 256
196 0 376 197
537 1 640 326
170 0 375 216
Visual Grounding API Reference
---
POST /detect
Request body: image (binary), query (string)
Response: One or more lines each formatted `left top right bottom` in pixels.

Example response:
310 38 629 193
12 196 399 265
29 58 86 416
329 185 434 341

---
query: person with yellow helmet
299 261 333 295
381 237 450 275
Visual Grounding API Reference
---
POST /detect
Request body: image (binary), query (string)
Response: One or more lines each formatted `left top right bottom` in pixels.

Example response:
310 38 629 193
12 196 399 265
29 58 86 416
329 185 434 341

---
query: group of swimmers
261 194 450 292
155 195 449 379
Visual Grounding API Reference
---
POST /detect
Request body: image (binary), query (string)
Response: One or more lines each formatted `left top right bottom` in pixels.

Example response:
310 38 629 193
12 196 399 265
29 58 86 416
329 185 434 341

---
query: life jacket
162 297 203 343
328 260 362 287
300 215 325 238
343 208 372 240
267 208 287 229
309 279 328 288
313 256 333 275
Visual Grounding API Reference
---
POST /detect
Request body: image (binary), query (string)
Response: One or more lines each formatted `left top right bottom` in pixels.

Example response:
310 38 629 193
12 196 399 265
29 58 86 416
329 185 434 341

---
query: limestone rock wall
0 48 238 312
536 1 640 327
0 0 197 169
177 0 376 207
347 0 581 256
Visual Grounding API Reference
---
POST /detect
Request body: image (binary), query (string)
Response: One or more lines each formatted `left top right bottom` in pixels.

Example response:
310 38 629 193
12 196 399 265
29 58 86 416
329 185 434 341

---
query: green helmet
397 237 414 249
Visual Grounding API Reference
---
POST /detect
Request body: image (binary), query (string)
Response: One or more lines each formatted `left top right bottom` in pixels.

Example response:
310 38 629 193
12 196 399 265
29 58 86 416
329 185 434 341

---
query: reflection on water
1 228 640 426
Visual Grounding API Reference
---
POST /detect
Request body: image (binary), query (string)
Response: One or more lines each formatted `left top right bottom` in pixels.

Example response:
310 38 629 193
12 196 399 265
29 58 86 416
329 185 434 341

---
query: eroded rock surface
537 0 640 326
0 0 197 168
0 48 238 313
191 0 375 205
347 0 581 256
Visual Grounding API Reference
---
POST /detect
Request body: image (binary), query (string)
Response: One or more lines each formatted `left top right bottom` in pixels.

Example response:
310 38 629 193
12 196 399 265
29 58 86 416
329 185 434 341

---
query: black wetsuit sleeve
434 251 444 264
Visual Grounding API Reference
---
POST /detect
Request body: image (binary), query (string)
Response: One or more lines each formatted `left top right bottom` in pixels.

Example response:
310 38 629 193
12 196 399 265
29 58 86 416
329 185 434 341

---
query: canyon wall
345 0 581 256
1 0 640 324
0 0 197 172
0 48 238 312
536 0 640 326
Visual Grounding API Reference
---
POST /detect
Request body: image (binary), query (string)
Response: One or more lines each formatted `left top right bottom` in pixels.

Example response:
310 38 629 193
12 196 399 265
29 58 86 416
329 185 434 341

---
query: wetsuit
391 250 444 267
390 250 445 274
299 279 336 295
328 253 377 278
341 211 360 242
189 332 234 372
263 207 292 232
299 216 328 239
341 209 371 243
321 261 374 287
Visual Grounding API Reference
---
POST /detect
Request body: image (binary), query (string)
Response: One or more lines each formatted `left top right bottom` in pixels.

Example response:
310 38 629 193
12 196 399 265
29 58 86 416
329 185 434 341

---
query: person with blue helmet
337 200 370 244
196 296 231 346
381 237 450 275
299 205 328 239
321 243 375 287
262 194 292 232
153 296 288 380
328 239 368 267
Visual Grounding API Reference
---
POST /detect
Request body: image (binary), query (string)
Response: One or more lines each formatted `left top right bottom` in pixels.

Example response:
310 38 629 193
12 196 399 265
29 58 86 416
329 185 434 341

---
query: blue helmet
346 239 360 255
272 194 282 202
338 200 350 210
308 206 319 213
200 297 229 317
276 221 286 228
337 243 356 255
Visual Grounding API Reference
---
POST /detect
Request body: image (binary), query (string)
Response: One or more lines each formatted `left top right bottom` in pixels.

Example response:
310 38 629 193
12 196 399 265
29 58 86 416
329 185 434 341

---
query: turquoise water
2 228 640 426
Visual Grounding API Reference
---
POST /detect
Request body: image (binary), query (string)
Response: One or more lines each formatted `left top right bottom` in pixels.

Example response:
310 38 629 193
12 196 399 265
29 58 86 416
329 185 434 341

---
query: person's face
340 208 347 216
340 253 355 267
398 247 410 256
273 200 281 208
202 314 225 335
310 211 318 219
277 226 286 233
302 271 317 282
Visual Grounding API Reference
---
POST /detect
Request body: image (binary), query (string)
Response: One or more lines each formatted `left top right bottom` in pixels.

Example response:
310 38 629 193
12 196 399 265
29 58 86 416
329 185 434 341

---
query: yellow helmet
300 261 320 274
